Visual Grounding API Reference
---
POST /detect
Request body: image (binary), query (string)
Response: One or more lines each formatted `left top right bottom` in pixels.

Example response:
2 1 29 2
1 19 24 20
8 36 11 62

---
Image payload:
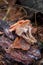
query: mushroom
9 37 30 50
9 20 37 44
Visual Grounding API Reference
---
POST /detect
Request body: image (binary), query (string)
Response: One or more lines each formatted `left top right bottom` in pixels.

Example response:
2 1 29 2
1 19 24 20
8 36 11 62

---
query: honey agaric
10 37 30 50
9 20 37 44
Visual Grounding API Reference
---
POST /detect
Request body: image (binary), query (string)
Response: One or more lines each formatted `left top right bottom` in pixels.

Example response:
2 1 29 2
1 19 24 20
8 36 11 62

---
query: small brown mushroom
10 37 30 50
9 20 37 44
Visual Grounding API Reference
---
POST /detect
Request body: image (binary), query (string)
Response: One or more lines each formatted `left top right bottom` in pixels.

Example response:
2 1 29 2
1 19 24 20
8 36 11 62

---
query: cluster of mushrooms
0 19 41 65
